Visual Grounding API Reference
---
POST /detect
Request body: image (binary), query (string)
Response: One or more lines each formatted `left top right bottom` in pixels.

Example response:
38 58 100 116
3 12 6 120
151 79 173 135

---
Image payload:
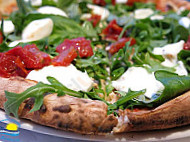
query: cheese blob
115 0 128 4
179 17 190 28
134 8 154 19
37 6 68 17
153 40 188 76
0 20 15 34
87 4 110 20
150 15 164 20
22 18 53 41
24 0 42 6
26 65 93 92
112 67 164 99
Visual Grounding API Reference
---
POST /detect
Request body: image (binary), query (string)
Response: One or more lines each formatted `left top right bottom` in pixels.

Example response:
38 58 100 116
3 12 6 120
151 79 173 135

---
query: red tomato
109 37 136 54
183 36 190 50
56 37 93 58
111 0 116 5
0 31 3 44
0 54 27 78
155 0 166 12
126 0 147 6
52 46 78 66
93 0 106 6
7 44 51 69
87 14 101 27
102 20 123 41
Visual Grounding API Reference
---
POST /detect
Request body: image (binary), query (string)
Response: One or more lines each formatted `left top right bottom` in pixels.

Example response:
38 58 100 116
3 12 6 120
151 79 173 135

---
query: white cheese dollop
37 6 68 17
87 4 110 20
150 15 164 20
179 17 190 28
24 0 42 6
116 0 128 4
22 18 53 42
112 67 164 99
134 8 154 19
0 20 15 34
26 65 93 92
153 40 188 76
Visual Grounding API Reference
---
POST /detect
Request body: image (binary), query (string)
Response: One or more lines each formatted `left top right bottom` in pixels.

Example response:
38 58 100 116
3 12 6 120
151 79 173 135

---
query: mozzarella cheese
22 18 53 41
112 67 164 99
150 15 164 20
116 0 128 4
0 20 15 34
24 0 42 6
153 40 188 75
134 8 154 19
87 4 110 20
26 65 93 92
179 17 190 28
37 6 68 17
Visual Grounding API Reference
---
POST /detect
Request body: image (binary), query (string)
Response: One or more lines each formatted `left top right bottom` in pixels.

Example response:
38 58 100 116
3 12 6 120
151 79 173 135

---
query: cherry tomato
87 14 101 27
109 37 136 54
183 36 190 50
102 20 123 41
93 0 106 6
52 46 78 66
7 44 51 69
56 37 93 58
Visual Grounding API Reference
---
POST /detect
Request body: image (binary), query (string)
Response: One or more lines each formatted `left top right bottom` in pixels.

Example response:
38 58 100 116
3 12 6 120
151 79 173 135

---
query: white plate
1 109 190 142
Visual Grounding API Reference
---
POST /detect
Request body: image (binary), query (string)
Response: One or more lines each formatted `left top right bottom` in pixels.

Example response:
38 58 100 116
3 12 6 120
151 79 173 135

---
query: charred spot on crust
80 99 88 104
57 121 62 128
78 110 84 113
39 105 47 113
24 98 35 110
98 125 115 133
53 105 72 113
53 114 60 119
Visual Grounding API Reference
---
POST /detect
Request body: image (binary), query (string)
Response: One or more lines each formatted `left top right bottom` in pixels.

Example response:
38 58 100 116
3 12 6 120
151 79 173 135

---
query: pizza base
0 0 17 17
0 76 190 134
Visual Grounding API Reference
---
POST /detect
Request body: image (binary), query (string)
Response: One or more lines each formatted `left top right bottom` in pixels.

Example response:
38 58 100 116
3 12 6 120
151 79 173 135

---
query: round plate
0 110 190 142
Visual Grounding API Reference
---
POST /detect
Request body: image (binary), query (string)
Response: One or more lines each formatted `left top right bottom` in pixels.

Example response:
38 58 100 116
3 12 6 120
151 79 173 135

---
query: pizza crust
0 0 17 17
114 91 190 133
0 77 118 134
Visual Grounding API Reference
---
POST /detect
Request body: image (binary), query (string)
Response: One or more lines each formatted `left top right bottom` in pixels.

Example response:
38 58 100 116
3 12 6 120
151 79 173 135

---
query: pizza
0 0 190 135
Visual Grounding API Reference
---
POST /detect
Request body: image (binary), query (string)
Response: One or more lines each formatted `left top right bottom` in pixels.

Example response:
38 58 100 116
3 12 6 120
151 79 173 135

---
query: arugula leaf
178 50 190 73
108 89 146 110
76 48 109 80
151 71 190 106
4 82 56 118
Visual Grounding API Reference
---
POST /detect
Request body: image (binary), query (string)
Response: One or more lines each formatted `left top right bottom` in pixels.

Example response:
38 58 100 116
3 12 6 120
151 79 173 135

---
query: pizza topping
7 44 51 69
87 14 101 27
56 37 94 58
37 6 68 17
102 20 123 40
109 37 136 54
0 54 28 78
179 17 190 29
112 67 164 99
0 20 15 34
26 65 94 92
183 36 190 50
93 0 106 6
22 18 54 42
134 8 154 19
87 4 110 20
153 40 188 75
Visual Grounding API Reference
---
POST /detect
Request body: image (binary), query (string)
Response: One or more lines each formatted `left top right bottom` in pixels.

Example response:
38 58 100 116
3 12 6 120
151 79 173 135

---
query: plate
0 109 190 142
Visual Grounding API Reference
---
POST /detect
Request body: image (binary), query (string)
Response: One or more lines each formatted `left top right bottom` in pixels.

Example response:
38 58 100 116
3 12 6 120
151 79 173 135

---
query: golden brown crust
0 77 118 134
114 91 190 133
0 0 17 17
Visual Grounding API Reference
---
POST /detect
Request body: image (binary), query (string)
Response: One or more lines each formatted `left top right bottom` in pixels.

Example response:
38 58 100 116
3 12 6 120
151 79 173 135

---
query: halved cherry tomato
87 14 101 27
7 44 51 69
0 31 3 44
102 20 123 41
109 37 136 54
0 54 27 78
183 36 190 50
93 0 106 6
52 46 78 66
56 37 93 58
